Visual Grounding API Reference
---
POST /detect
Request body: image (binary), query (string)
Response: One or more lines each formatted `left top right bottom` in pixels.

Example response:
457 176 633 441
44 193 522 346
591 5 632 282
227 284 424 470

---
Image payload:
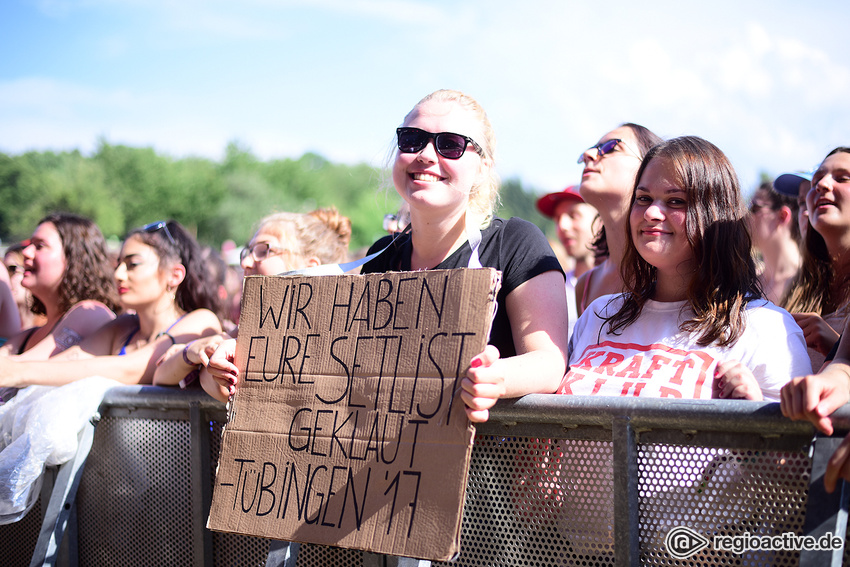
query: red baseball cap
536 185 584 218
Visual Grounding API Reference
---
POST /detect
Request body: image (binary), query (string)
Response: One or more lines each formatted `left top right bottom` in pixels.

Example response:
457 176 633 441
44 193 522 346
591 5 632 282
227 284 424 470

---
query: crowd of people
1 88 849 495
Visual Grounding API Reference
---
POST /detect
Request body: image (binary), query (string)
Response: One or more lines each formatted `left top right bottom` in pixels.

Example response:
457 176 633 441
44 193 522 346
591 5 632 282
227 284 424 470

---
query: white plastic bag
0 376 119 524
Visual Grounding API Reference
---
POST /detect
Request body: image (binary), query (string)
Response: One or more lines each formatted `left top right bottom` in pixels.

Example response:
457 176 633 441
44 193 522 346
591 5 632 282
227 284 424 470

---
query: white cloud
6 0 850 195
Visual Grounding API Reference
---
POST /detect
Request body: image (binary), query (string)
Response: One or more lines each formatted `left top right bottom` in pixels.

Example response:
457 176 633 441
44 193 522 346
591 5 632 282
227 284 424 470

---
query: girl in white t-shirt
550 136 811 561
561 136 811 402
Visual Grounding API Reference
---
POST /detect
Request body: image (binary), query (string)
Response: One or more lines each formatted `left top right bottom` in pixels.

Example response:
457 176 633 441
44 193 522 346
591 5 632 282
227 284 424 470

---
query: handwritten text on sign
207 269 500 561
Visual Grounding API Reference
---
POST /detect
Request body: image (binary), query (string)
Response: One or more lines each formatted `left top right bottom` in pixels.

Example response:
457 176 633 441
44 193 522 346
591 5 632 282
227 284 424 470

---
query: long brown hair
31 213 120 316
605 136 762 347
782 147 850 314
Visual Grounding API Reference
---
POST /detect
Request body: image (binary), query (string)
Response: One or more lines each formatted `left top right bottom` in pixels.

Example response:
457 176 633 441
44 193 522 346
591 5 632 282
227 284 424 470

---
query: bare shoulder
64 300 117 325
59 301 117 340
72 312 139 356
174 309 223 335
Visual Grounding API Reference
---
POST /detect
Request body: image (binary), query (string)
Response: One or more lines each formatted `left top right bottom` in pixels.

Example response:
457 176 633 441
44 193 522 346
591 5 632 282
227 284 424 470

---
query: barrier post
612 416 640 567
800 435 849 566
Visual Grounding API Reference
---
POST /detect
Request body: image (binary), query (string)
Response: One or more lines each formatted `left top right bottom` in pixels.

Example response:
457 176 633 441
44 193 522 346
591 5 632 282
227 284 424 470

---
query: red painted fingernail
470 358 482 368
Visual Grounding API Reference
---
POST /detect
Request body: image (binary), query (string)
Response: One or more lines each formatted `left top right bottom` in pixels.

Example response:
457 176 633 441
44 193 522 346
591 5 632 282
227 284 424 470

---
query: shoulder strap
17 327 39 355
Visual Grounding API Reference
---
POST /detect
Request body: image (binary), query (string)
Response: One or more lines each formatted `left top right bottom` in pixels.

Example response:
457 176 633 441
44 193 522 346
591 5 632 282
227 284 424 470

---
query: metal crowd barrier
1 386 849 567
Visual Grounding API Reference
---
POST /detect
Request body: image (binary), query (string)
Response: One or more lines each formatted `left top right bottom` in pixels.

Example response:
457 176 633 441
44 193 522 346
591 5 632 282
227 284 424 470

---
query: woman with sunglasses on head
156 208 352 399
366 89 568 422
563 136 810 402
0 220 222 388
574 124 664 316
0 213 119 362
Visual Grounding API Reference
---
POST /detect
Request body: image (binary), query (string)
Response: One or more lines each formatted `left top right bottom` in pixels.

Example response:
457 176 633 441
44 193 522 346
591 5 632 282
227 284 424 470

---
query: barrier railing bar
98 387 850 436
100 386 226 414
489 395 850 436
612 416 640 567
189 402 214 567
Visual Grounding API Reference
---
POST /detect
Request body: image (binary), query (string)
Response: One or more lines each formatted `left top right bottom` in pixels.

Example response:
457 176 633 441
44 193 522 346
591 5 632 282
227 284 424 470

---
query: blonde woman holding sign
207 90 568 423
359 89 568 422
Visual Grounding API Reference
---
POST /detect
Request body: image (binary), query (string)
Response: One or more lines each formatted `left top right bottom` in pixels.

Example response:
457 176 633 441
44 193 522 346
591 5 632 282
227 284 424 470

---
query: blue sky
2 0 849 197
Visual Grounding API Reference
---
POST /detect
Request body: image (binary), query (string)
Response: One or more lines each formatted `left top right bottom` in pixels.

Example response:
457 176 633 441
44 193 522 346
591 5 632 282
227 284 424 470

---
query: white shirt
562 294 811 401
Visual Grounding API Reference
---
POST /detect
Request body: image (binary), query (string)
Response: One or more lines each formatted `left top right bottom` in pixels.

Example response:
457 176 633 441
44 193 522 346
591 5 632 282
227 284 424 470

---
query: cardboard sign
207 268 501 560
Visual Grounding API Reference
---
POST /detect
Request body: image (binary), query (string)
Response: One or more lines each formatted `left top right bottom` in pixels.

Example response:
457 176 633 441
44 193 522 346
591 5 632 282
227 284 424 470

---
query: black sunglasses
141 221 176 245
397 127 485 160
577 138 639 164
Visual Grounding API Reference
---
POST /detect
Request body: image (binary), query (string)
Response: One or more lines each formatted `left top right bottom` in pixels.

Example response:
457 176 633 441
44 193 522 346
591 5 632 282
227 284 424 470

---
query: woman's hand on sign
713 359 763 400
461 345 507 423
205 338 239 399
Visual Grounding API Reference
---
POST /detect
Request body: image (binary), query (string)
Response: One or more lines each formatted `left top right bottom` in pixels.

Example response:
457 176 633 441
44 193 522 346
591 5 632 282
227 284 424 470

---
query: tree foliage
0 143 546 254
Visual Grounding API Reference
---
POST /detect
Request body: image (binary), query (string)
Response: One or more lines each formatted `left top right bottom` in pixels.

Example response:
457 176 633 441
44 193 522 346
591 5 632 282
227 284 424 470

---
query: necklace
122 312 183 352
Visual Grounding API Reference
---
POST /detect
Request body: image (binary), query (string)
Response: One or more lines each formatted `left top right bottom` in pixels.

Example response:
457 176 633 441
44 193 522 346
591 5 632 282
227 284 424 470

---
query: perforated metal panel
295 544 364 566
431 435 815 567
76 416 195 566
0 489 43 567
433 436 615 567
638 445 809 565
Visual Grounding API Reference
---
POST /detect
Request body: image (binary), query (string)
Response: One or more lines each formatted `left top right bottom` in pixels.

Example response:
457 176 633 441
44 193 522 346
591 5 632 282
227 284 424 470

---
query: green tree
0 144 552 257
496 177 548 232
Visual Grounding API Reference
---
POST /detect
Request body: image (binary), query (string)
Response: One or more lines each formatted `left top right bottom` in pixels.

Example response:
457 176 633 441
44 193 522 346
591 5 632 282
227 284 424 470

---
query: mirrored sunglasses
577 139 625 164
